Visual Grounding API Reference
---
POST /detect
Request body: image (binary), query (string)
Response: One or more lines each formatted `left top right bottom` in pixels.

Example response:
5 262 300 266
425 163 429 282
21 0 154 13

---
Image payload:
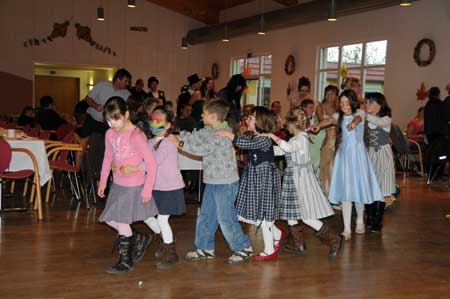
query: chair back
390 123 409 155
0 120 7 128
56 124 73 141
39 130 51 140
0 139 12 174
28 127 40 137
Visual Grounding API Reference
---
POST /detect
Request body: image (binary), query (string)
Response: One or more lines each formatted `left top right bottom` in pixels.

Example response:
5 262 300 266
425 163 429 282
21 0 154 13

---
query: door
34 75 80 119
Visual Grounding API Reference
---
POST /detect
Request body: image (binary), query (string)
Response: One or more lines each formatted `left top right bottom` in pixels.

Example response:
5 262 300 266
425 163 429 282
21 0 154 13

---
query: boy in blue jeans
171 99 253 264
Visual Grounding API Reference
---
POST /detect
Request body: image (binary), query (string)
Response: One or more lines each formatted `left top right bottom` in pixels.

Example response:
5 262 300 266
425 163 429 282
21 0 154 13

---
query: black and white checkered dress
276 133 334 220
277 154 303 220
234 135 281 223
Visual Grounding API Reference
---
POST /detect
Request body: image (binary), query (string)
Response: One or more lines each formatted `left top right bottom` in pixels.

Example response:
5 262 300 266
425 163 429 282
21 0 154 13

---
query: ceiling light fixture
258 15 267 35
97 6 105 21
128 0 136 8
181 37 189 49
222 24 230 42
400 1 412 7
328 0 337 22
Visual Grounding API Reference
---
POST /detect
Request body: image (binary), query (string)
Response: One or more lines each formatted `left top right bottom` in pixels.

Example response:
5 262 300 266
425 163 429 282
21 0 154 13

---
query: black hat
187 73 202 86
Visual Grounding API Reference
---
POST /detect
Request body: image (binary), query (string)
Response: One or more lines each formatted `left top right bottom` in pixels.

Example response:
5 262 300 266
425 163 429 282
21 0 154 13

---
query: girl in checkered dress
216 106 283 261
261 107 342 259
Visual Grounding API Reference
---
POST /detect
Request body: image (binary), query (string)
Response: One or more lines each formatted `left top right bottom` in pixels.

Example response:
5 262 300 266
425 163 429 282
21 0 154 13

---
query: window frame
316 39 388 100
231 54 272 107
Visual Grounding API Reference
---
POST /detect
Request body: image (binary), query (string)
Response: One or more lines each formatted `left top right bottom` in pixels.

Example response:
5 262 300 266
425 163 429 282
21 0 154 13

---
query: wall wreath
284 55 295 75
413 38 436 67
211 63 219 80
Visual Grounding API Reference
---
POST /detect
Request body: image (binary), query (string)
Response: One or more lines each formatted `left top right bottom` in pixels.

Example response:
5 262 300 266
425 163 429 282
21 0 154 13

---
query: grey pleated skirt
99 183 159 224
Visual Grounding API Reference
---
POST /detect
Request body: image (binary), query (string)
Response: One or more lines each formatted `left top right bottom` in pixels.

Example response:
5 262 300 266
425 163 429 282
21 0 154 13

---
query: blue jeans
194 182 250 252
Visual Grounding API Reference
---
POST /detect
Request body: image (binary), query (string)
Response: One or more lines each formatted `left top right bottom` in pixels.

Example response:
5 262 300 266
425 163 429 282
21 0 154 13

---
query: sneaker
227 246 253 264
185 249 216 261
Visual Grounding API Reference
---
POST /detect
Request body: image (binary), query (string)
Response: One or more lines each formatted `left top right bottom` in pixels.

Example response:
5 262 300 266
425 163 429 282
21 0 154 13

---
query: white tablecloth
6 139 51 186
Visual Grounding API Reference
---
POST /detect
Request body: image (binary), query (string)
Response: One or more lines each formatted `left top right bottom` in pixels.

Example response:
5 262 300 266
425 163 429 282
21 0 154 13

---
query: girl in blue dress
311 89 383 240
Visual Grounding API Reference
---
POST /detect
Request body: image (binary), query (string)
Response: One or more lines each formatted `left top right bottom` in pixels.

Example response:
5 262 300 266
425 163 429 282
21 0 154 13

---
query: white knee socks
144 215 173 244
157 215 173 244
355 203 365 225
260 221 275 255
144 217 161 234
342 201 352 234
302 219 323 231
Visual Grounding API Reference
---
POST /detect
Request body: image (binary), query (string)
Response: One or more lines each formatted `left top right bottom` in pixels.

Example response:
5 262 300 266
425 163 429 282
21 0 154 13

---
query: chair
46 142 89 208
0 139 43 220
406 139 424 177
39 130 51 140
55 123 74 141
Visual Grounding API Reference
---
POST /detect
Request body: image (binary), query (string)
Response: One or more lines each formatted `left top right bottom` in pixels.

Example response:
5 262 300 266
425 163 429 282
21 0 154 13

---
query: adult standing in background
130 79 148 100
177 74 202 117
218 74 247 131
147 76 166 105
423 87 448 177
296 76 313 107
79 68 132 138
191 77 217 125
443 84 450 137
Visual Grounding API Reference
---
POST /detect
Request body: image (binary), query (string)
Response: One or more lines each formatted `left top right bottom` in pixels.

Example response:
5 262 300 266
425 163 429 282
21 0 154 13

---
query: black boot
131 228 151 264
365 203 375 227
107 235 135 275
371 202 386 233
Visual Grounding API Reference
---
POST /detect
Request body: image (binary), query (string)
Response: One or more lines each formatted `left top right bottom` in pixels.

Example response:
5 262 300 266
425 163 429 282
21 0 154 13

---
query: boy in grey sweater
171 99 253 264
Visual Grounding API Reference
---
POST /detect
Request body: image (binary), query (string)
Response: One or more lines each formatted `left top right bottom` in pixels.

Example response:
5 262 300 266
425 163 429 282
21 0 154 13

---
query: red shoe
252 251 278 261
274 229 287 252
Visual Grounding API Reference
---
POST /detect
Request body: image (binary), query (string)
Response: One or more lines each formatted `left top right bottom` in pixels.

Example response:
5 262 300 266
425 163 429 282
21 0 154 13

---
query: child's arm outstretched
216 130 273 150
169 130 214 156
366 114 391 130
259 133 305 154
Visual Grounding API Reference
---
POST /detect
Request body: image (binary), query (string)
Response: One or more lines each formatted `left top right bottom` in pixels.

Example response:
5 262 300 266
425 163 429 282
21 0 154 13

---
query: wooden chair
0 139 43 220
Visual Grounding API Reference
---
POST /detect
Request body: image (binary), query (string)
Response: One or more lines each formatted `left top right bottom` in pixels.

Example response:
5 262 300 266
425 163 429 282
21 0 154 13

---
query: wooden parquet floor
0 177 449 299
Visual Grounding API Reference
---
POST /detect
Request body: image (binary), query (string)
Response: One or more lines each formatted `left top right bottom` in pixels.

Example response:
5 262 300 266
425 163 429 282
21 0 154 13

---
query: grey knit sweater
179 124 239 185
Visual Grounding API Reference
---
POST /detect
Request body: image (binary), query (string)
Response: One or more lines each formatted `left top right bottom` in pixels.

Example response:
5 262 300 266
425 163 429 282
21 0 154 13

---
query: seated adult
18 106 37 128
406 107 425 143
174 104 196 132
36 96 67 130
129 79 148 100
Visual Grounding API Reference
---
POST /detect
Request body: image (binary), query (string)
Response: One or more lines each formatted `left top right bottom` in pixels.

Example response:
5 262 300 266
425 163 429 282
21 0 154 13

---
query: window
231 54 272 108
317 40 387 100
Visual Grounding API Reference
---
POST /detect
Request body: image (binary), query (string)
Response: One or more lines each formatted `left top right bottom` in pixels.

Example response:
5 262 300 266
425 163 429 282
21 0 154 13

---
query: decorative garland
24 21 117 56
413 38 436 67
284 55 295 75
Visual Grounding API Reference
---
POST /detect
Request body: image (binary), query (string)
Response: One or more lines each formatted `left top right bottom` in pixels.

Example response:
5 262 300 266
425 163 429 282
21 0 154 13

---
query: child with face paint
118 106 186 268
311 89 383 240
98 96 158 275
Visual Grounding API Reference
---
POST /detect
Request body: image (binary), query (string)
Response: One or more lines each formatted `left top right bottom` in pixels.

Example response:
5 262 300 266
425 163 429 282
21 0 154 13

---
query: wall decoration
284 55 296 75
75 23 117 56
23 20 117 56
130 26 148 32
416 82 427 101
413 38 436 67
339 64 348 79
24 21 70 47
211 63 219 79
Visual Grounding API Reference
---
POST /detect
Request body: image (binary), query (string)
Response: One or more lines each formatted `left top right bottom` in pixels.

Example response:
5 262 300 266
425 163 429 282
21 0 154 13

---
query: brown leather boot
157 242 179 269
316 224 342 259
283 224 306 254
154 234 164 258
